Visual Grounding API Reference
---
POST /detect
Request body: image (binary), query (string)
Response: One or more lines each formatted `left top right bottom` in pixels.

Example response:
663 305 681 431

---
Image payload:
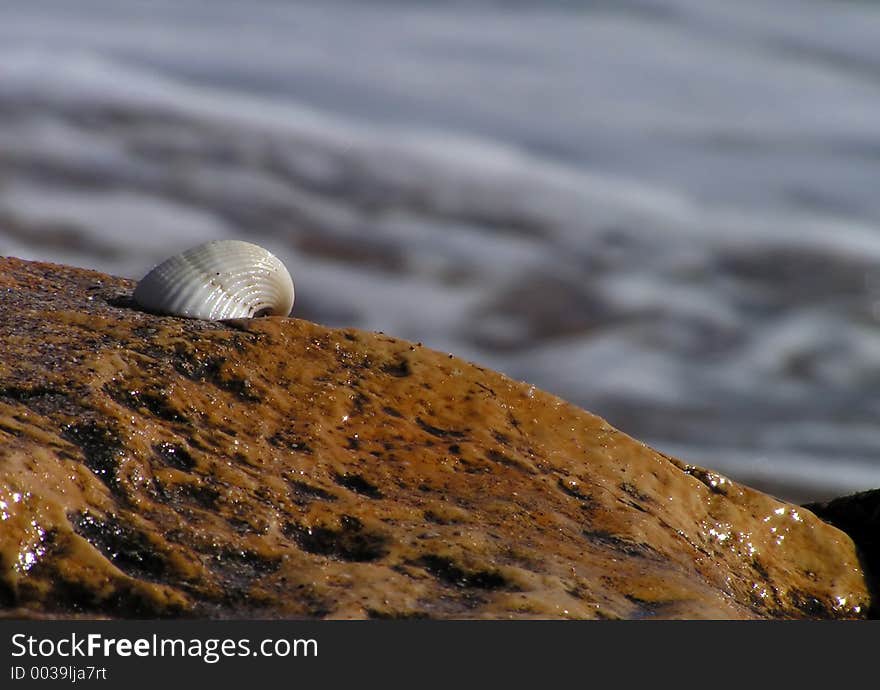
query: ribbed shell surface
133 240 295 320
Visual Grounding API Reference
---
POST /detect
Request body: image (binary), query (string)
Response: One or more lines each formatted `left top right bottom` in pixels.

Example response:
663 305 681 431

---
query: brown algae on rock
0 256 871 619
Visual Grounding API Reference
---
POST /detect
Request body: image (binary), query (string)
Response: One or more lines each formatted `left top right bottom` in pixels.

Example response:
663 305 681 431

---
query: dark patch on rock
333 472 383 499
105 294 138 311
492 431 511 445
0 385 62 404
287 479 338 504
620 482 653 504
172 352 226 383
623 594 672 618
417 555 511 591
486 448 533 474
583 530 659 560
61 421 123 491
787 588 834 619
557 477 594 507
205 548 281 596
416 417 467 440
71 511 169 582
152 442 196 471
215 375 261 403
267 429 312 453
109 385 187 424
172 352 261 403
381 357 412 378
285 516 390 562
41 574 182 619
0 385 76 418
150 478 220 511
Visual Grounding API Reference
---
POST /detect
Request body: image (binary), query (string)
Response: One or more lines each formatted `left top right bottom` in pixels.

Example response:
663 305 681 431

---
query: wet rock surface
806 490 880 619
0 256 871 619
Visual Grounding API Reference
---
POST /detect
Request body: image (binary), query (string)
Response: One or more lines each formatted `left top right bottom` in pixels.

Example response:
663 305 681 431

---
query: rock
805 490 880 618
0 256 871 619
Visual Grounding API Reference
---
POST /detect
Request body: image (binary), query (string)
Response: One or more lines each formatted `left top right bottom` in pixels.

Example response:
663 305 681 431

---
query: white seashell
133 240 295 320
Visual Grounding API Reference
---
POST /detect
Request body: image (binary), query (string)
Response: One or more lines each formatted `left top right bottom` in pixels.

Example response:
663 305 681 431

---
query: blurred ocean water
2 0 880 501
